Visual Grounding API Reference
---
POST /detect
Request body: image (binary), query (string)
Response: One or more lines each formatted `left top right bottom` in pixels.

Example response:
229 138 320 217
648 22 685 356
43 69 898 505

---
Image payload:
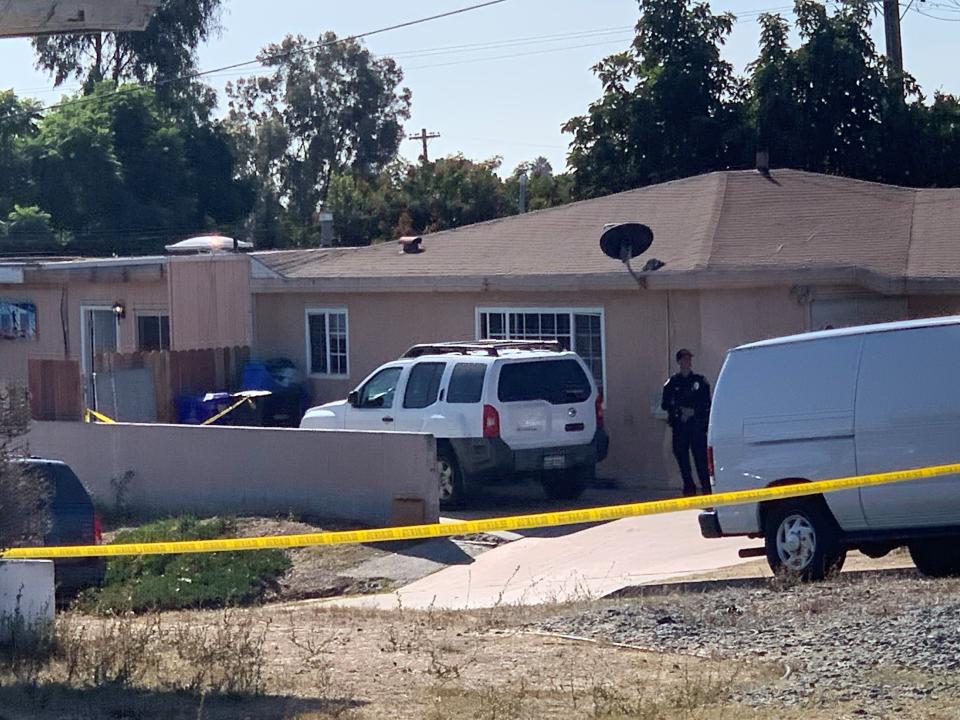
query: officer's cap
675 348 693 362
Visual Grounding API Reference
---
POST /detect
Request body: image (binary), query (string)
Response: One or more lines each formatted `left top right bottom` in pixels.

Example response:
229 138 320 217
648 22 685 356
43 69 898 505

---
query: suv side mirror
347 390 359 407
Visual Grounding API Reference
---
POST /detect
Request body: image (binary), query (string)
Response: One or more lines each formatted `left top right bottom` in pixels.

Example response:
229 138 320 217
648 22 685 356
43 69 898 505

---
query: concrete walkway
322 510 756 610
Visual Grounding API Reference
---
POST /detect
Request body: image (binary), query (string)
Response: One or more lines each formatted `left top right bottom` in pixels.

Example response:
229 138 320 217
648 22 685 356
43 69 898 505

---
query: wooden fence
28 359 82 421
93 346 250 422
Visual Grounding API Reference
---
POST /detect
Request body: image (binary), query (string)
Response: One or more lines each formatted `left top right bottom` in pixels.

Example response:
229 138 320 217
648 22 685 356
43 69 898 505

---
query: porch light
112 301 126 319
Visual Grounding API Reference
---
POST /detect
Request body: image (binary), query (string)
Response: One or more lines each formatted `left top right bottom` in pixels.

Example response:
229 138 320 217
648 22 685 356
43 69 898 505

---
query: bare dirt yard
5 562 960 720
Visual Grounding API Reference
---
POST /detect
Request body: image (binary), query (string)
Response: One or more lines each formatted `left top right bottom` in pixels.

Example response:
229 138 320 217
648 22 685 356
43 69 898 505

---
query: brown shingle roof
251 169 960 293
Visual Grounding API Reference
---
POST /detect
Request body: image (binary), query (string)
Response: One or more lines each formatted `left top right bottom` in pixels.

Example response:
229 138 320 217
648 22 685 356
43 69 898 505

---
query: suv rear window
447 363 486 403
497 359 592 404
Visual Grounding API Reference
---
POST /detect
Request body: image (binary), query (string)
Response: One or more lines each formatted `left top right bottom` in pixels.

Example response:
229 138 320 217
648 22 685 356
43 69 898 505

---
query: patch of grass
77 516 290 613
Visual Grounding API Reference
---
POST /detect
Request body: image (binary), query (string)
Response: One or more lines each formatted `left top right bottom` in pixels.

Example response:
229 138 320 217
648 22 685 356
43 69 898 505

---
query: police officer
661 348 712 496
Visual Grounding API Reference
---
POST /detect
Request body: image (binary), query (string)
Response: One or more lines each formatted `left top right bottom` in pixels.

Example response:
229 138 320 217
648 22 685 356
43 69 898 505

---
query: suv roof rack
402 340 564 358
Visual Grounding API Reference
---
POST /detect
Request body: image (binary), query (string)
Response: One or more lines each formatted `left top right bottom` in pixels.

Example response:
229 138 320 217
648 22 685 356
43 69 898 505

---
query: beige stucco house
249 169 960 490
0 253 251 413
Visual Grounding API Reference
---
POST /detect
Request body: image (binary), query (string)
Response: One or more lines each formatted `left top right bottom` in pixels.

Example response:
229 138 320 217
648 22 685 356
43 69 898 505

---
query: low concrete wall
28 422 439 526
0 560 55 644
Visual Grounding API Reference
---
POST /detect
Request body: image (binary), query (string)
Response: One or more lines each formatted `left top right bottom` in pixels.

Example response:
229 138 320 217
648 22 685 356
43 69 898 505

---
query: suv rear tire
542 466 591 501
908 540 960 577
437 448 466 510
763 499 845 581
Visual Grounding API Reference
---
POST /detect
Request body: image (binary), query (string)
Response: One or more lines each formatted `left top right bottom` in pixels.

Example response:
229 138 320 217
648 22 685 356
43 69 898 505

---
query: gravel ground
536 573 960 715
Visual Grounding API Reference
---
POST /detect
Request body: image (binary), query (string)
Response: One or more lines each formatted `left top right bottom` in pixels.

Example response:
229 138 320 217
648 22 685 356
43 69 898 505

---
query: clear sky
0 0 956 175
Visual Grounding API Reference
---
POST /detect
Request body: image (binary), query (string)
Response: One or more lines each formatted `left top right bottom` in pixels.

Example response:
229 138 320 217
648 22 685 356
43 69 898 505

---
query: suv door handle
382 416 394 423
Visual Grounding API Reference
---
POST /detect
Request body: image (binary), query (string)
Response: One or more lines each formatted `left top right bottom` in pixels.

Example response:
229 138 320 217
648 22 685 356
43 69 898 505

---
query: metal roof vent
165 235 253 255
398 236 423 254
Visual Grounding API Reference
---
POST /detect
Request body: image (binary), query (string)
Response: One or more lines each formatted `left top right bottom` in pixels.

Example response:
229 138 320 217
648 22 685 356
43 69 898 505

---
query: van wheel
764 500 845 581
542 467 590 501
437 449 465 510
908 540 960 577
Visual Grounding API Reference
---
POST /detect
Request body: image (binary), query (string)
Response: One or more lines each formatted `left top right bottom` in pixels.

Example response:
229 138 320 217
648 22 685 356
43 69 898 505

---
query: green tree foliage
564 0 752 198
0 92 41 222
226 33 412 248
31 0 223 88
1 205 61 254
502 157 573 214
7 83 252 255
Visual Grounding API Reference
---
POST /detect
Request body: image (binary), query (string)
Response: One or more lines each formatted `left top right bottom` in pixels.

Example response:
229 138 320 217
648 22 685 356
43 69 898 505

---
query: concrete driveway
325 504 756 610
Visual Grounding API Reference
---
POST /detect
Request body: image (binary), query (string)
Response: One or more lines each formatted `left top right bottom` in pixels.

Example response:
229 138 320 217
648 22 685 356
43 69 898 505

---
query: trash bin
241 358 309 427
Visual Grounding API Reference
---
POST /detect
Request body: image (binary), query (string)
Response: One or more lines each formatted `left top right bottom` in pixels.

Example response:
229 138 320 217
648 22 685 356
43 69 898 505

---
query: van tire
763 500 845 581
437 447 466 510
908 540 960 577
542 467 590 501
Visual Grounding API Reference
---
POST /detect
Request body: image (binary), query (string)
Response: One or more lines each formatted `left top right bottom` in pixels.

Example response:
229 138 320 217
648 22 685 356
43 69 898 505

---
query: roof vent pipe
756 149 770 176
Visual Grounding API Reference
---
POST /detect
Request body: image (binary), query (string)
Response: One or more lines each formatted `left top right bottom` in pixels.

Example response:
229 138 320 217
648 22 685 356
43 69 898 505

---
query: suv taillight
707 446 715 480
595 393 604 429
93 515 103 545
483 404 500 439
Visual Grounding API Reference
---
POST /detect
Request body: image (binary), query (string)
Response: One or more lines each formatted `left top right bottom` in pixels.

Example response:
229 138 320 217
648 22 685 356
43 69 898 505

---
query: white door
344 365 405 431
393 361 448 433
81 306 119 409
856 325 960 528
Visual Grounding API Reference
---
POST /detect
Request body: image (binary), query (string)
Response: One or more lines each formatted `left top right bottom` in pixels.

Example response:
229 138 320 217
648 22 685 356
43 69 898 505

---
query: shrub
78 516 290 613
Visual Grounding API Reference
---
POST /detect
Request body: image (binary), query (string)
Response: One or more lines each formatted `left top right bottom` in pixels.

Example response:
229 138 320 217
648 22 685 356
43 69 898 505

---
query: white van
700 316 960 580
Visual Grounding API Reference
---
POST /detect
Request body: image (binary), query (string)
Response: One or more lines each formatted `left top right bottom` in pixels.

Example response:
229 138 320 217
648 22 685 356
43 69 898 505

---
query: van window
403 362 446 409
447 363 486 403
498 359 591 404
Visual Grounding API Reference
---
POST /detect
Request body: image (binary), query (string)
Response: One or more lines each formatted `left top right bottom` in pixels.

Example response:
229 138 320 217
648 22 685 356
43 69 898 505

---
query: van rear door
855 324 960 529
494 358 595 453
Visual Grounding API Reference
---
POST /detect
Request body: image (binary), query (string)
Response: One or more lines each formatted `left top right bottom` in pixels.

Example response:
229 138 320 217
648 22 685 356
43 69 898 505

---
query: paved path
322 510 755 610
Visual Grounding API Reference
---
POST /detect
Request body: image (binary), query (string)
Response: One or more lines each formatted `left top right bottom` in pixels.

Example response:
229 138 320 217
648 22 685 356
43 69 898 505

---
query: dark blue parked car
15 458 105 597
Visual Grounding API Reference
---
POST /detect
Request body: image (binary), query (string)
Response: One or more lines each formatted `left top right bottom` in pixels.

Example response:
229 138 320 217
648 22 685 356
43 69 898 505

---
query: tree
25 82 252 255
503 157 573 213
0 386 50 551
1 206 61 254
31 0 223 89
226 33 412 248
0 92 41 221
394 155 506 236
563 0 752 198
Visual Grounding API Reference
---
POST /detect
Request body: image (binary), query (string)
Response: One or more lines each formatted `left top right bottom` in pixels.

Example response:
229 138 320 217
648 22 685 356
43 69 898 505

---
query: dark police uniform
661 371 712 495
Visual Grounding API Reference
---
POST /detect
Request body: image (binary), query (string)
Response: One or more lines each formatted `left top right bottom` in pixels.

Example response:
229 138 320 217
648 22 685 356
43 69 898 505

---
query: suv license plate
543 454 566 470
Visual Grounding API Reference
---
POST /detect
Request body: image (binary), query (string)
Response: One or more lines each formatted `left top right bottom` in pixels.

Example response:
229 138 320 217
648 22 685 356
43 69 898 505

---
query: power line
1 0 509 121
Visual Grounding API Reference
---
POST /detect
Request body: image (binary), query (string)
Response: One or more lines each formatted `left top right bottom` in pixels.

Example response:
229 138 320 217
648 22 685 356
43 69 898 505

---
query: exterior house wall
908 296 960 320
253 285 813 488
0 275 169 387
168 255 252 350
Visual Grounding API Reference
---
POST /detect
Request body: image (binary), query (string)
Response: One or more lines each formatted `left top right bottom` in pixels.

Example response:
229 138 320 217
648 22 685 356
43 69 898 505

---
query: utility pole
408 128 440 163
882 0 905 98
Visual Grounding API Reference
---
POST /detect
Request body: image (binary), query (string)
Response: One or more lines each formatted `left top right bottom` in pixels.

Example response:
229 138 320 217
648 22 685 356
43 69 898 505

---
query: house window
306 309 349 376
137 314 170 351
477 307 605 392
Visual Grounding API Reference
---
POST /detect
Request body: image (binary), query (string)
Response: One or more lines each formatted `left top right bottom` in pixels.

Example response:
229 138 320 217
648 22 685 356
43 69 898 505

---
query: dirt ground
5 560 960 720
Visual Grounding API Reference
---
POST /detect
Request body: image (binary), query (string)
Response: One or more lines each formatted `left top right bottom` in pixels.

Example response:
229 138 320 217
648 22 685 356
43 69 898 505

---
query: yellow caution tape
83 408 116 424
200 397 252 426
5 461 960 560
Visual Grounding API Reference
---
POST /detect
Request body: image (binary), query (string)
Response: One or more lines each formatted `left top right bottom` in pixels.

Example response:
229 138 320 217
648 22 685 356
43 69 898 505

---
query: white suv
300 341 610 507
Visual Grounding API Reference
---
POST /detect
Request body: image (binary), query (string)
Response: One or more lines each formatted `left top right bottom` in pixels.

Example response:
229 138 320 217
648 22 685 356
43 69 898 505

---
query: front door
81 306 119 409
344 365 405 431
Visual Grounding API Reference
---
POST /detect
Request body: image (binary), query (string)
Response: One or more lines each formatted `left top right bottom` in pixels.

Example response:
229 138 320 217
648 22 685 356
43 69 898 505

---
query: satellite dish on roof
599 222 653 261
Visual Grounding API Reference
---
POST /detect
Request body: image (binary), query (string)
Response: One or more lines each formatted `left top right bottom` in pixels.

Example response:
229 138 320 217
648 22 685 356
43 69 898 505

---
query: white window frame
305 307 350 378
135 310 171 351
474 306 607 395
